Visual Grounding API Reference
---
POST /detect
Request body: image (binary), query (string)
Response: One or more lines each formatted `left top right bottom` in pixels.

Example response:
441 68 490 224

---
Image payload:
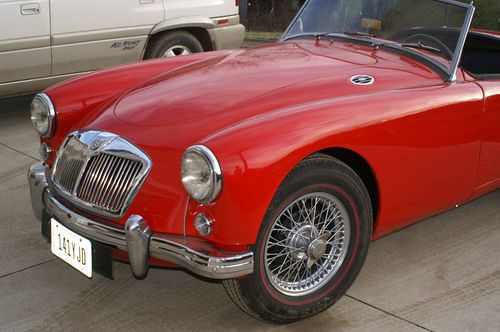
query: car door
49 0 164 76
0 0 50 84
474 81 500 191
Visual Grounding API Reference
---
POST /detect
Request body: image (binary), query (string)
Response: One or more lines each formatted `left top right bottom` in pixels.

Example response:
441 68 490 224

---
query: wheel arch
146 17 216 56
313 147 380 233
144 27 214 58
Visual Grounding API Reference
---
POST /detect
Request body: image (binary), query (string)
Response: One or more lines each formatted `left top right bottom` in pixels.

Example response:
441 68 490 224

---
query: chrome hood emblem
90 139 101 150
350 75 375 86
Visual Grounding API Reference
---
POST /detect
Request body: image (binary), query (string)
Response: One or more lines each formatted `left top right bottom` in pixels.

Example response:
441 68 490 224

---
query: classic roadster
28 0 499 323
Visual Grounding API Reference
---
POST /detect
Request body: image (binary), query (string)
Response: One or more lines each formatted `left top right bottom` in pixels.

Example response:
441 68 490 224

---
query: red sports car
28 0 499 323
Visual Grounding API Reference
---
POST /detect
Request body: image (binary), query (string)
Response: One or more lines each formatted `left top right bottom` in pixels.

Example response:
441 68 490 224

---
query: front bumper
28 162 253 279
209 23 246 50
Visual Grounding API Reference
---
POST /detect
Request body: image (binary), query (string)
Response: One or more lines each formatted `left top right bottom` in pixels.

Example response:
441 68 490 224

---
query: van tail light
235 0 239 6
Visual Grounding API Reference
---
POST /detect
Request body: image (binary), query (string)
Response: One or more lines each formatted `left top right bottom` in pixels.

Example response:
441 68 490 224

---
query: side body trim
51 25 153 46
0 36 50 52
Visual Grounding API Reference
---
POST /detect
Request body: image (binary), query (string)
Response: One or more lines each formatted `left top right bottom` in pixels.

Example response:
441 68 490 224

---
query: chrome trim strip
38 188 254 280
51 25 153 46
449 3 475 82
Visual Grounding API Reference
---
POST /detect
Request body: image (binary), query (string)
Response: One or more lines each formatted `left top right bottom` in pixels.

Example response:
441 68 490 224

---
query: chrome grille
51 131 151 219
76 153 143 213
53 136 87 192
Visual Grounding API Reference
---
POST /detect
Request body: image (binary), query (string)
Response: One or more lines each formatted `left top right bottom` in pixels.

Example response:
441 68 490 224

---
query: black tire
144 30 203 59
223 154 373 324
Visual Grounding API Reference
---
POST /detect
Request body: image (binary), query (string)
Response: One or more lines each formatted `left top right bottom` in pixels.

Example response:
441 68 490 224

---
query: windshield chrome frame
281 0 476 82
449 1 475 81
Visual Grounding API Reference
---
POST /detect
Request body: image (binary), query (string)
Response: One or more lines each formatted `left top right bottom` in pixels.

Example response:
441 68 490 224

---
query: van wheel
144 30 203 59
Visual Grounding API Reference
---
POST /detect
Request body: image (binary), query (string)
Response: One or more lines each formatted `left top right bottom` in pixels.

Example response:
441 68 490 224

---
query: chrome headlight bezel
181 145 222 204
31 93 56 137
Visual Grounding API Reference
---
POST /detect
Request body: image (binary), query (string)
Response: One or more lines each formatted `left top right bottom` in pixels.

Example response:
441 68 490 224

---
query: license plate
51 218 92 278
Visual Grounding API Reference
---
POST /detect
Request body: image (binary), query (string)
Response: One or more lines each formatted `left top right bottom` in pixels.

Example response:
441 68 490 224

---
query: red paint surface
42 38 500 251
471 81 500 197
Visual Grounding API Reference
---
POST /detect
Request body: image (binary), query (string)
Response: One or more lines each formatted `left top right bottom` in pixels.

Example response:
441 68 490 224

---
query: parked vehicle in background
0 0 244 98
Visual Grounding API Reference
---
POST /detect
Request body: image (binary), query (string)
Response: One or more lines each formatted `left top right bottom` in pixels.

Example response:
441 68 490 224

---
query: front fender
190 82 483 245
187 92 385 246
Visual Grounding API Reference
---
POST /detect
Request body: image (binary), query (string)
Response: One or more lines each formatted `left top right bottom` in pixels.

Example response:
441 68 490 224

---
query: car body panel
163 0 238 19
43 51 225 152
112 41 443 128
0 0 51 83
474 81 500 192
50 0 164 75
40 38 497 247
200 82 484 242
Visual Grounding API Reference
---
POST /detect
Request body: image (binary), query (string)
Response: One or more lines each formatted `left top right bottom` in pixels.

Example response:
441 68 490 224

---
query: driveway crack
345 294 434 332
0 258 56 279
0 142 39 162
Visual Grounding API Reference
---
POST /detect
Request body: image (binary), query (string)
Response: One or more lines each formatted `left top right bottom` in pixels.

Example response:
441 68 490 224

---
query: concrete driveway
0 95 498 331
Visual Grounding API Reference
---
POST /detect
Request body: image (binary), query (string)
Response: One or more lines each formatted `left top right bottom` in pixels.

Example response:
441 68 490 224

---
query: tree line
244 0 499 32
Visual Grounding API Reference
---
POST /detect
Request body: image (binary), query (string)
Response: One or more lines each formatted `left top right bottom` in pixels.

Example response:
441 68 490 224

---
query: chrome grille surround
51 131 152 219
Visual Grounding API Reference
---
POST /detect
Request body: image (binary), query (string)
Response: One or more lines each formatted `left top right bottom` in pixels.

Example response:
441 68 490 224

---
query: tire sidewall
147 31 203 59
249 160 372 318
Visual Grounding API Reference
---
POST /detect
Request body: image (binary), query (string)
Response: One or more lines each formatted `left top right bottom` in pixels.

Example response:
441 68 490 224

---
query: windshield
282 0 475 80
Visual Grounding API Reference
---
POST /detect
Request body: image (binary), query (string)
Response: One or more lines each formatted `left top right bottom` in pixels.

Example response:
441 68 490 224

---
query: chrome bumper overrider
28 162 254 279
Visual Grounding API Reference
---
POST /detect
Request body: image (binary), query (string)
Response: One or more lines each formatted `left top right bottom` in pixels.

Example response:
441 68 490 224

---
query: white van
0 0 245 97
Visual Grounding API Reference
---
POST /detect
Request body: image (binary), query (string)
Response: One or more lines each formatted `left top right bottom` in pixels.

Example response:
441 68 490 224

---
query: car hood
85 40 442 146
73 40 444 236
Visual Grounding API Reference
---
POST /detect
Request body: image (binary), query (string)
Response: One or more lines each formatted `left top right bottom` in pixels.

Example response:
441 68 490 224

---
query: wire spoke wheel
264 192 351 296
223 156 372 323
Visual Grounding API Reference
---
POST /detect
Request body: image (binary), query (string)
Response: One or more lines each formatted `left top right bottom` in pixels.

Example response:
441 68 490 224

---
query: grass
246 31 283 41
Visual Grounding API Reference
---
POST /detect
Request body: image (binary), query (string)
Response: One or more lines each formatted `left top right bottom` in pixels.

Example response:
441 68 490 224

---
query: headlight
31 93 55 137
181 145 222 204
